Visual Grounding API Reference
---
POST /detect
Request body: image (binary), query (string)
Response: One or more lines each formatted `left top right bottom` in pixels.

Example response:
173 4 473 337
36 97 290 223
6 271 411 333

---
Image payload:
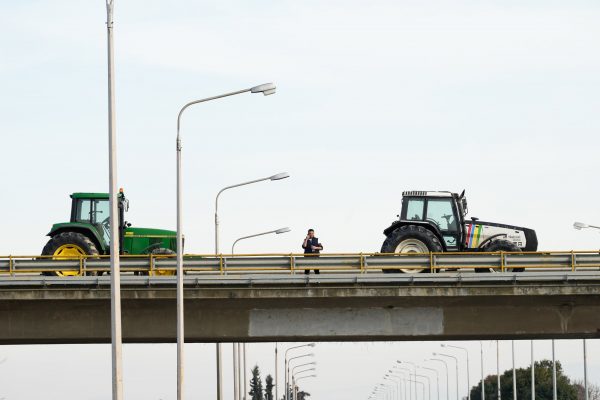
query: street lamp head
432 352 437 356
270 172 290 181
276 227 291 234
574 222 588 230
251 82 276 96
307 343 316 347
440 344 446 347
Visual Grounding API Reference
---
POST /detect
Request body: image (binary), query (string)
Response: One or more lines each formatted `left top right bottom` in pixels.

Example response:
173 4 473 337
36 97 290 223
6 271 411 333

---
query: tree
265 374 274 400
297 391 311 400
469 360 579 400
572 381 600 400
249 365 264 400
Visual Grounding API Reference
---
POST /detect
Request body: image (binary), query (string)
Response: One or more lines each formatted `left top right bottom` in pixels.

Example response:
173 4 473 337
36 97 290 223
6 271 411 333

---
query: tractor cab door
72 198 111 245
402 196 461 250
424 198 461 250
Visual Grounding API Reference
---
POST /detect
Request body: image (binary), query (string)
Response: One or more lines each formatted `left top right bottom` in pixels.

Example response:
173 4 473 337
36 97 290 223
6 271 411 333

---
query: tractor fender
47 223 106 254
478 233 508 250
383 220 447 250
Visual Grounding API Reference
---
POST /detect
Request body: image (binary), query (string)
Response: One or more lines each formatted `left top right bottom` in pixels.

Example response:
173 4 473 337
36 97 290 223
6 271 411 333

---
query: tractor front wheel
150 248 176 276
380 225 443 273
41 232 100 276
477 240 524 273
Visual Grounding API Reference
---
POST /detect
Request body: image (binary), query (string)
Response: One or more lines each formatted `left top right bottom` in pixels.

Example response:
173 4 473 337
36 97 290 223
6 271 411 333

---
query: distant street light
420 366 440 400
286 348 315 400
433 353 459 400
232 227 291 254
426 359 449 400
175 82 276 400
441 344 470 400
573 222 600 231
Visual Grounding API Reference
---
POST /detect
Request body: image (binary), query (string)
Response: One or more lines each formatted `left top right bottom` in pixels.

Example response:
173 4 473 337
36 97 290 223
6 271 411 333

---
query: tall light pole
583 339 589 400
531 341 535 400
512 341 516 400
232 227 291 253
287 353 315 400
441 344 470 400
427 358 449 400
295 374 316 400
175 82 275 400
388 372 408 400
283 343 315 400
497 341 501 400
395 367 414 400
480 342 485 400
105 1 123 399
420 366 440 400
552 340 557 400
214 173 288 400
215 172 289 253
399 361 418 400
385 375 401 400
433 353 459 400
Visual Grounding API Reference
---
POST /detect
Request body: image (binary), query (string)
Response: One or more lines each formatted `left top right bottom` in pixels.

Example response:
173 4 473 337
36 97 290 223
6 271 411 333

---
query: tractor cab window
75 199 111 244
426 199 457 232
405 198 425 220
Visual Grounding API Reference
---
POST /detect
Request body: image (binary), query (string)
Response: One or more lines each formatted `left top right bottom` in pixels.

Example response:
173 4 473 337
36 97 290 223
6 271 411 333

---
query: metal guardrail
0 251 600 276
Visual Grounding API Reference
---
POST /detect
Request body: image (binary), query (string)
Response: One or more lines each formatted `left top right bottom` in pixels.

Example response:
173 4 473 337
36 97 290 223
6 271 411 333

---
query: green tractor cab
42 190 177 276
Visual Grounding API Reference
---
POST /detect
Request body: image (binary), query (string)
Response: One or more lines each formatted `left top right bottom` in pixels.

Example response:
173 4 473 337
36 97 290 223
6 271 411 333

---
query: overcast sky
1 0 599 398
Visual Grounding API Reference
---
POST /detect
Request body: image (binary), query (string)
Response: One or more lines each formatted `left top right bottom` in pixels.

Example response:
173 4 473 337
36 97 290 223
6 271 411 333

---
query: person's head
307 229 315 238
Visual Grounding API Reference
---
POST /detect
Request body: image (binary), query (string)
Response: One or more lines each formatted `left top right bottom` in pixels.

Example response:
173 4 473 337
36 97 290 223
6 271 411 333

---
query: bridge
1 252 600 344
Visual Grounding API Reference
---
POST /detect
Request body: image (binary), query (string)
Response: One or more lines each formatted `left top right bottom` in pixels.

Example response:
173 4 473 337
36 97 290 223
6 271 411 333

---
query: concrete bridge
1 272 599 344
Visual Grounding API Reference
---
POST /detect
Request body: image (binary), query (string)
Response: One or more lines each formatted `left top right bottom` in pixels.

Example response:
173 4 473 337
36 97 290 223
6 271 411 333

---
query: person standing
302 228 323 274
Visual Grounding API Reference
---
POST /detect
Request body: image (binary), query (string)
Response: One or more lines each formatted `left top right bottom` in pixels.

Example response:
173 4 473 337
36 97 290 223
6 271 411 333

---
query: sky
1 0 600 398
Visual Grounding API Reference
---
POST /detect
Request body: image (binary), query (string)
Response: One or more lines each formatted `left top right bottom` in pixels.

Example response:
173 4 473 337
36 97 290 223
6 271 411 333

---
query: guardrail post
80 255 84 276
290 254 295 274
359 253 365 274
149 253 155 276
429 252 434 273
9 255 14 277
571 251 575 272
219 254 224 275
500 251 505 272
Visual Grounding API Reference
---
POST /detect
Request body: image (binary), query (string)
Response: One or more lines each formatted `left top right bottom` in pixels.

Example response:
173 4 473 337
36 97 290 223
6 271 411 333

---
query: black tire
41 232 100 276
380 224 443 273
477 239 524 273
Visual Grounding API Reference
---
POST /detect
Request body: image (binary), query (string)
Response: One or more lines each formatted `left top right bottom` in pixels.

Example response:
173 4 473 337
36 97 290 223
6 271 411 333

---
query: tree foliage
265 374 274 400
250 365 264 400
469 360 578 400
297 391 311 400
572 381 600 400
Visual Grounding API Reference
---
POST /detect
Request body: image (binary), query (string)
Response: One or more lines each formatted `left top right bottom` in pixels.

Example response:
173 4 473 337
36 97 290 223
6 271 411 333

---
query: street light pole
283 343 315 400
531 341 535 400
552 340 557 400
512 341 516 400
480 342 484 400
428 359 449 400
232 227 291 253
175 82 275 400
420 366 440 400
105 1 123 399
441 344 470 400
584 339 589 400
433 353 459 400
497 341 501 400
399 361 418 400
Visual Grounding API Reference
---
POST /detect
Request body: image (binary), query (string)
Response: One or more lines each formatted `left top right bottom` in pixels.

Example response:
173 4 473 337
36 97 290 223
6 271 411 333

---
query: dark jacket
302 237 323 254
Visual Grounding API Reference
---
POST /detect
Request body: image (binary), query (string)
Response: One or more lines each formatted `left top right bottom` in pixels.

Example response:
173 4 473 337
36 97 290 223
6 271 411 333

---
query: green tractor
42 190 177 276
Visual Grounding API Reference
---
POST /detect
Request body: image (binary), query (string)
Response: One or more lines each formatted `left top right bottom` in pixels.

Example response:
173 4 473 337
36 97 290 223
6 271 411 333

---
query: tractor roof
402 191 455 197
70 192 109 200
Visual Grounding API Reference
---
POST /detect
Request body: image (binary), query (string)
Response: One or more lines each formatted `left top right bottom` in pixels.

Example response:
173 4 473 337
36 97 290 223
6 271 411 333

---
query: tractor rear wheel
41 232 100 276
477 239 524 273
150 248 176 276
380 225 443 273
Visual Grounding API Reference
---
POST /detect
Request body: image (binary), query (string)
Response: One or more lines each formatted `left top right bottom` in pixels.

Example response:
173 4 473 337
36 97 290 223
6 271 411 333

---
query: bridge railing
1 251 600 275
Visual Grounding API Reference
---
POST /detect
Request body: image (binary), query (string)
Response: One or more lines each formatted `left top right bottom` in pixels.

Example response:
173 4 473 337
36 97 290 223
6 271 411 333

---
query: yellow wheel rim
151 269 176 276
53 244 86 276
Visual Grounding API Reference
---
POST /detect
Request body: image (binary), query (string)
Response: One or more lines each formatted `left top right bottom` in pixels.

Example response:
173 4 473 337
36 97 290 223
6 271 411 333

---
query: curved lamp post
216 172 290 253
441 344 470 400
287 352 315 400
232 227 291 254
420 366 440 400
433 353 459 400
295 375 317 400
284 344 315 400
175 82 276 400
